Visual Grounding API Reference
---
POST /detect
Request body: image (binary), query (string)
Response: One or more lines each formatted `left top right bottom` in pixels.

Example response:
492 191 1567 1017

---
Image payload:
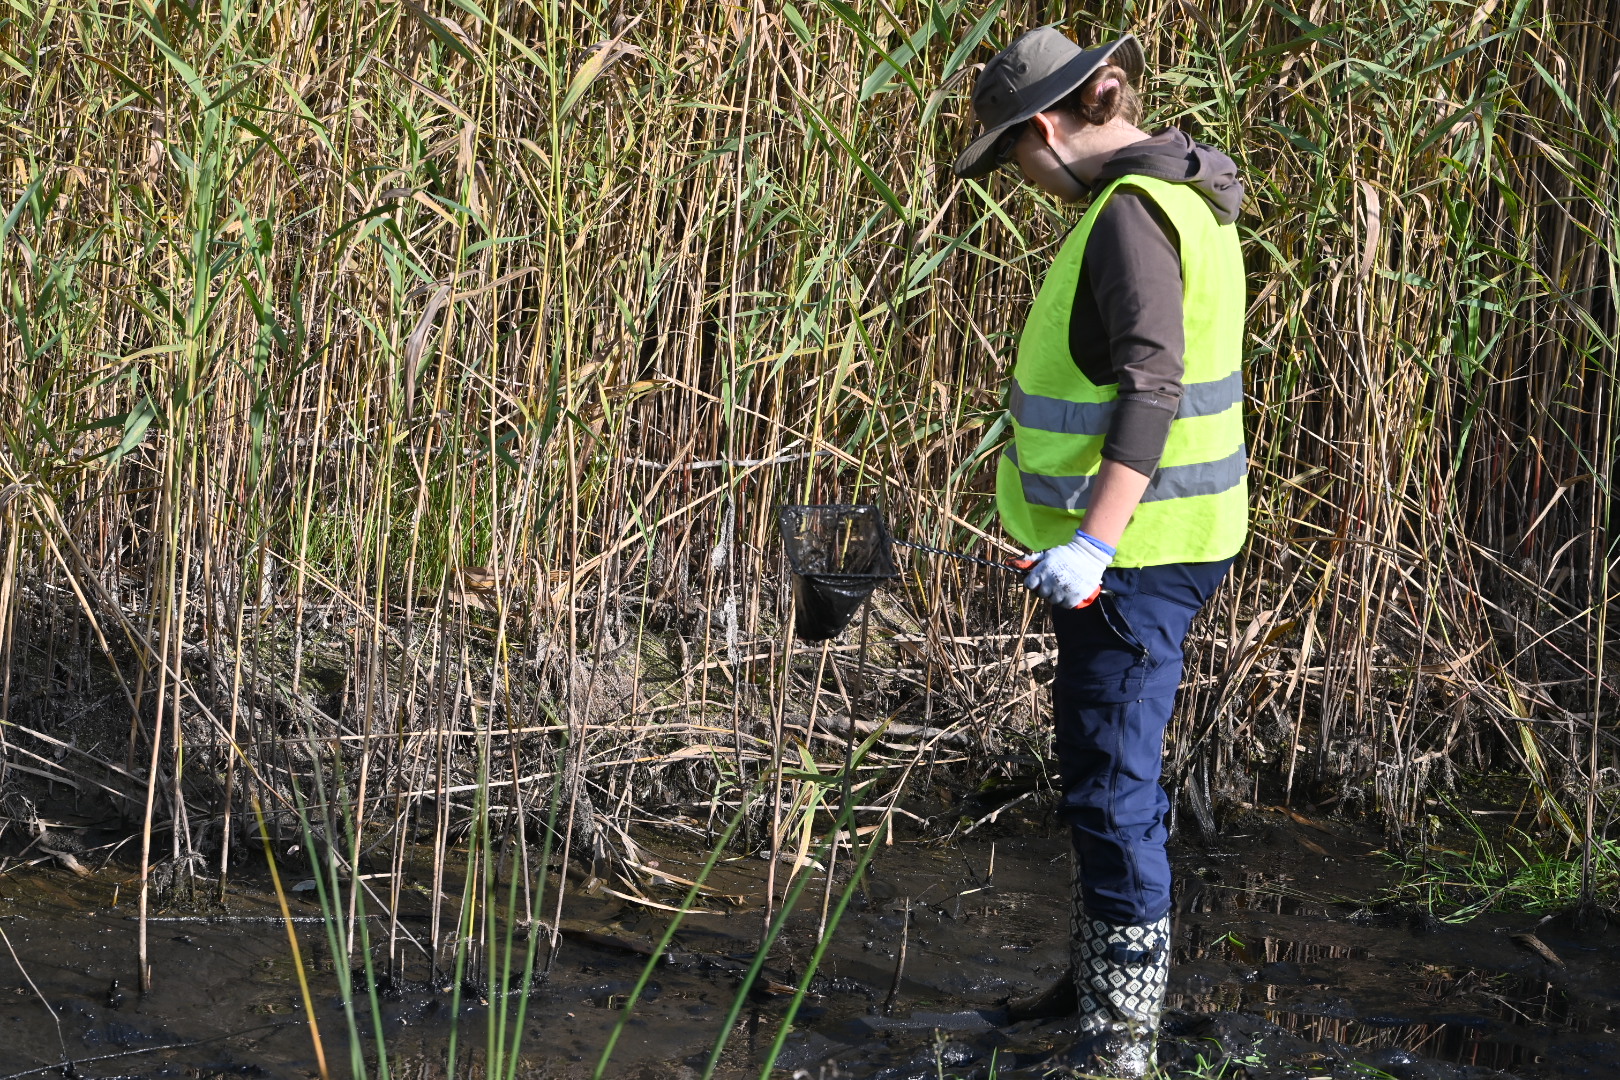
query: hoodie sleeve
1078 189 1186 476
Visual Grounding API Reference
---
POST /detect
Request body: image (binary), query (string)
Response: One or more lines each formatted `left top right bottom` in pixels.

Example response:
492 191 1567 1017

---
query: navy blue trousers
1049 559 1232 926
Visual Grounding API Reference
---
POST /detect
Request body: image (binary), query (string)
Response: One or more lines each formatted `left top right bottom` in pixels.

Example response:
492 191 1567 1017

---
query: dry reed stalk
0 0 1615 1009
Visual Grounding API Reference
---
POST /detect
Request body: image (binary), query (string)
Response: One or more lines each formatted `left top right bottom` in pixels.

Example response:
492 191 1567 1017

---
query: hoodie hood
1094 128 1244 225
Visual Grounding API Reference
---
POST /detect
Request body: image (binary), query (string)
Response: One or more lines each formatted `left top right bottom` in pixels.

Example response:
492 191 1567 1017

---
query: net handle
890 537 1025 575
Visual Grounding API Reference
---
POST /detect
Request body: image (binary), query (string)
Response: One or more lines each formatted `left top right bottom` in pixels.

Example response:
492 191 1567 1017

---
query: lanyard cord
1043 137 1093 199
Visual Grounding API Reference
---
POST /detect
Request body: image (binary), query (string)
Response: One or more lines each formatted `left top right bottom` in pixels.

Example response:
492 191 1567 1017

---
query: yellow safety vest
996 173 1248 566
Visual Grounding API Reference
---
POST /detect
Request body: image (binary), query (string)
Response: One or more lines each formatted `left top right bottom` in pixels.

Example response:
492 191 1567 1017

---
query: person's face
1006 112 1089 202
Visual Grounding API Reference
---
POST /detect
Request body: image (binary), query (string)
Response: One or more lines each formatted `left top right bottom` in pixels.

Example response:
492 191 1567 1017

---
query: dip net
777 504 898 641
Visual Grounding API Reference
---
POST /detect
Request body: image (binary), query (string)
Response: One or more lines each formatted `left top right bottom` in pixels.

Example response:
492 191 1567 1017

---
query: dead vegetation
0 0 1616 1003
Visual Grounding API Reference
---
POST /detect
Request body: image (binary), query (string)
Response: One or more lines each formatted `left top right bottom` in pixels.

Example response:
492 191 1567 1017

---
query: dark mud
1 809 1616 1079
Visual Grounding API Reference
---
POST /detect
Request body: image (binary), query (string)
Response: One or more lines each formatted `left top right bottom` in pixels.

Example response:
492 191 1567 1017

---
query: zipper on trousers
1099 594 1151 661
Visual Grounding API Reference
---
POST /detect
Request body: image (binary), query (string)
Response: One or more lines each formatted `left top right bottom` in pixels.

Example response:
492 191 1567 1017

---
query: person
953 25 1249 1079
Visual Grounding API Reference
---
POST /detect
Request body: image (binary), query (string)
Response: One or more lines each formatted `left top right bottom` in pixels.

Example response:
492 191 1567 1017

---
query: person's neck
1061 122 1151 184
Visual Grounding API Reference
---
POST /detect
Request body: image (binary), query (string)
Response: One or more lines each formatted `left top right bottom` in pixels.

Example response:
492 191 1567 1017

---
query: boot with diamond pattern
1048 863 1171 1077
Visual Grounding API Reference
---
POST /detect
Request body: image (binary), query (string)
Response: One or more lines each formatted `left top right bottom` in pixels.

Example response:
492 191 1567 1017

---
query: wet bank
1 807 1617 1079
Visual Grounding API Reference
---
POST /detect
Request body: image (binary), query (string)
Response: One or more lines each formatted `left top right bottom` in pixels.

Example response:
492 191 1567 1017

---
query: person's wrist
1073 529 1116 559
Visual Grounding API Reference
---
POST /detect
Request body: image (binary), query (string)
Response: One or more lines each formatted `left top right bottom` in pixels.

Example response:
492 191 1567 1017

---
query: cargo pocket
1099 592 1158 692
1100 592 1151 660
1051 588 1164 702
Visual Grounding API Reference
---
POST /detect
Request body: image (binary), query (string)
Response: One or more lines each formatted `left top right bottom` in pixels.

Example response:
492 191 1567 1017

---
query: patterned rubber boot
1056 866 1172 1077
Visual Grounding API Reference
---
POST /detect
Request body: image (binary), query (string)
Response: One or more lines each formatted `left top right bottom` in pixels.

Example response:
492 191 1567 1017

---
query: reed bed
0 0 1617 1059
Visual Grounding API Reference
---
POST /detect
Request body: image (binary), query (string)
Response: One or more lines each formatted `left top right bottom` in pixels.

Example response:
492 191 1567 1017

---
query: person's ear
1028 111 1059 144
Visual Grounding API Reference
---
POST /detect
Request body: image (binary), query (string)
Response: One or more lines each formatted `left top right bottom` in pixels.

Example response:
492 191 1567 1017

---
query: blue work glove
1017 529 1114 608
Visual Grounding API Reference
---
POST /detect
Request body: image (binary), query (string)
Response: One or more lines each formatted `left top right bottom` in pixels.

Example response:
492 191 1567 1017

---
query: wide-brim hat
953 28 1145 179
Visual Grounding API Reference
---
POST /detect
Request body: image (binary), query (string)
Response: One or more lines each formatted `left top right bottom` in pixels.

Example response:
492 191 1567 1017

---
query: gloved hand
1016 529 1114 608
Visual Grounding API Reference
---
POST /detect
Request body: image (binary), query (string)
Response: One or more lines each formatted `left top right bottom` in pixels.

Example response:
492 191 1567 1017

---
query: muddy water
1 810 1616 1079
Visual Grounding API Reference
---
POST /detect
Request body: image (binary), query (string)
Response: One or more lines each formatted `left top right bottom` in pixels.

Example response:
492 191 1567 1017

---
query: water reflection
1261 1013 1534 1071
1177 922 1370 966
1178 870 1340 918
1169 921 1620 1078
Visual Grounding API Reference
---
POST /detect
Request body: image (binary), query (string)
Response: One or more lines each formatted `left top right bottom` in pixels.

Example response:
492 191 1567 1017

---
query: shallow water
1 809 1616 1079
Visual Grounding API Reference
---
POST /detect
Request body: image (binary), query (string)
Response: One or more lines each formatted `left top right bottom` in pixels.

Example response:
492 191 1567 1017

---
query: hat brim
951 34 1146 180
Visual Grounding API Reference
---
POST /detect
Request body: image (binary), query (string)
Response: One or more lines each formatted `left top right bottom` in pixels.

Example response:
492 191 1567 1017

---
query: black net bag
778 504 899 642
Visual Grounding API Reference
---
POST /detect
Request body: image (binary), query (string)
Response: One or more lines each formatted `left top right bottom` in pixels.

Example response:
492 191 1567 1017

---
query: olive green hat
953 27 1145 179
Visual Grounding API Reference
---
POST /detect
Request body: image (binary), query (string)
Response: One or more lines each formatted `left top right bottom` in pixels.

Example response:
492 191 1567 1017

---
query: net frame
777 504 898 641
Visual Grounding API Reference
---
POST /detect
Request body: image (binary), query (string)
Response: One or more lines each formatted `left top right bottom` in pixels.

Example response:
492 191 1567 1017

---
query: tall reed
0 0 1617 1067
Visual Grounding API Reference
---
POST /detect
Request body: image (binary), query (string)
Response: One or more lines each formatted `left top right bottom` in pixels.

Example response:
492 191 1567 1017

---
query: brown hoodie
1068 129 1245 476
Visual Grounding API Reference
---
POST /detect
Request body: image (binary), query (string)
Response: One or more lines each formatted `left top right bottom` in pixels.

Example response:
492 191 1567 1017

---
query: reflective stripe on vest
1009 370 1244 436
1003 443 1248 509
994 173 1249 567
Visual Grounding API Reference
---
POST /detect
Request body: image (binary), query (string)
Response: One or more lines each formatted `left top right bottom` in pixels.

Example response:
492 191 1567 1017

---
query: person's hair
1051 63 1141 127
